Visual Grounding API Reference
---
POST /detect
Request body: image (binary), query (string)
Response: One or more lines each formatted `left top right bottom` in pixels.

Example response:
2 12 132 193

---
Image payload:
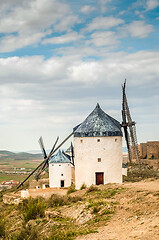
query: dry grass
1 165 159 240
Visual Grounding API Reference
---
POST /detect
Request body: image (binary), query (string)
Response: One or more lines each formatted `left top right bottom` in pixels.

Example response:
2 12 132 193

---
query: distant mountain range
0 147 128 161
0 150 43 160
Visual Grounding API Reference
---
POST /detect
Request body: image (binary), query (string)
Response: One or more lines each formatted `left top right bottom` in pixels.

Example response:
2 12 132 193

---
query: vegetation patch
86 185 100 193
47 194 82 208
11 224 39 240
19 197 46 222
48 222 98 240
67 184 76 194
80 183 87 190
123 164 159 182
0 215 5 238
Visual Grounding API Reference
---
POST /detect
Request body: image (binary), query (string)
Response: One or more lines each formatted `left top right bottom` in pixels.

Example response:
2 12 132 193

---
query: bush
80 183 86 190
67 184 76 194
47 194 82 208
47 195 67 208
12 224 39 240
124 164 159 182
101 209 114 215
86 185 99 193
92 206 100 214
0 216 5 238
20 197 45 222
68 196 82 203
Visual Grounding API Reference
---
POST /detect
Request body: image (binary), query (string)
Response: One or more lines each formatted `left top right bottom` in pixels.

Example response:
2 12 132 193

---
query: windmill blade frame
35 136 59 180
121 79 141 166
17 132 73 189
38 136 47 159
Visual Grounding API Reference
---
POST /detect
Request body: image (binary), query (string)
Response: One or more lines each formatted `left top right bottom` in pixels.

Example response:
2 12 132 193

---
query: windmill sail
17 132 73 189
35 136 59 180
121 80 140 165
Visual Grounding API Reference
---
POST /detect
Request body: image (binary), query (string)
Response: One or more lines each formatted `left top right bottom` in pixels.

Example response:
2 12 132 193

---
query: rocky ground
76 180 159 240
0 165 159 240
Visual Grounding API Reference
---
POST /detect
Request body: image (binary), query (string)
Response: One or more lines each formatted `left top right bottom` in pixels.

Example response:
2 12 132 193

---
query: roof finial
96 103 100 108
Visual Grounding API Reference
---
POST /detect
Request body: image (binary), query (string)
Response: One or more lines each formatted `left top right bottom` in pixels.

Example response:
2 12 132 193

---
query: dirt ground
76 179 159 240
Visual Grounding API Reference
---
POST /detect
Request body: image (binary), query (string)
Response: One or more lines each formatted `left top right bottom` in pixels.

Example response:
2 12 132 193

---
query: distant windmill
35 136 59 180
121 80 141 165
17 132 74 189
63 142 75 166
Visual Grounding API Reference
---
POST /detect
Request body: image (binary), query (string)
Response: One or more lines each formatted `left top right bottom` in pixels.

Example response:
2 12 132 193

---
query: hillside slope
0 179 159 240
0 150 42 160
76 180 159 240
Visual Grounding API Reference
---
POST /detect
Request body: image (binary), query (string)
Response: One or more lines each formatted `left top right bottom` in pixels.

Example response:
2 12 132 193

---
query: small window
97 139 100 142
98 158 101 162
61 174 63 176
80 139 83 143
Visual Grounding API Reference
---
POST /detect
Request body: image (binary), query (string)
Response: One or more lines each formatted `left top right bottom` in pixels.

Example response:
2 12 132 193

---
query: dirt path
76 180 159 240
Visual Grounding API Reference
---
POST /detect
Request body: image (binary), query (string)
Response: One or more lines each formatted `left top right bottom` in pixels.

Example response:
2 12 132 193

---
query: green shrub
124 164 159 182
102 189 118 198
68 196 82 203
20 197 45 222
48 224 97 240
47 194 67 208
80 183 86 190
67 184 76 194
87 200 105 208
47 194 82 208
12 224 39 240
92 206 100 214
0 216 5 238
86 185 99 193
101 209 114 215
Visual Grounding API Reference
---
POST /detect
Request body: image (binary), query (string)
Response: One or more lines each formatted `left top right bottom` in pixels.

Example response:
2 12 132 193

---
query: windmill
121 80 141 166
17 132 74 189
35 136 59 181
63 142 75 166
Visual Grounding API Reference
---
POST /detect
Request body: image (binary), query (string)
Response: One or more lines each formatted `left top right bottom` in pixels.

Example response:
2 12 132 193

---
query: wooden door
96 172 104 185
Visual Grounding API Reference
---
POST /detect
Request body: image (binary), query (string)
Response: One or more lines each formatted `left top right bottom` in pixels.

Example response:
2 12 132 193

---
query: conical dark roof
74 103 122 137
49 150 71 164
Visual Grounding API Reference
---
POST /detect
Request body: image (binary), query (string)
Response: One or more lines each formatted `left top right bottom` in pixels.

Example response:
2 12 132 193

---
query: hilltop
0 177 159 239
0 150 43 160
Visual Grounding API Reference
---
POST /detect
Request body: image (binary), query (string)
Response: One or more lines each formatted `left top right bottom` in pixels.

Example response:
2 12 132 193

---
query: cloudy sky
0 0 159 152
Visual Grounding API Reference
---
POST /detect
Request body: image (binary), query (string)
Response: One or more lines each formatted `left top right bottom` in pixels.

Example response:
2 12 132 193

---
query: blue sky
0 0 159 151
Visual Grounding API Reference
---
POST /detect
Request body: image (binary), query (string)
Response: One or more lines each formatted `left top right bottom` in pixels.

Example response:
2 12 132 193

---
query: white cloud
1 51 159 87
0 0 73 33
98 0 112 13
83 17 124 32
0 31 51 53
119 10 126 15
128 21 153 38
0 0 79 52
121 21 154 38
42 32 84 45
146 0 159 10
87 31 119 47
0 51 159 150
54 15 80 32
80 5 96 14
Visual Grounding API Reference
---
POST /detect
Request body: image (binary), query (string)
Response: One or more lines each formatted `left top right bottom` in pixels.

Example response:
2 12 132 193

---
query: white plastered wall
74 136 122 190
49 163 72 188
